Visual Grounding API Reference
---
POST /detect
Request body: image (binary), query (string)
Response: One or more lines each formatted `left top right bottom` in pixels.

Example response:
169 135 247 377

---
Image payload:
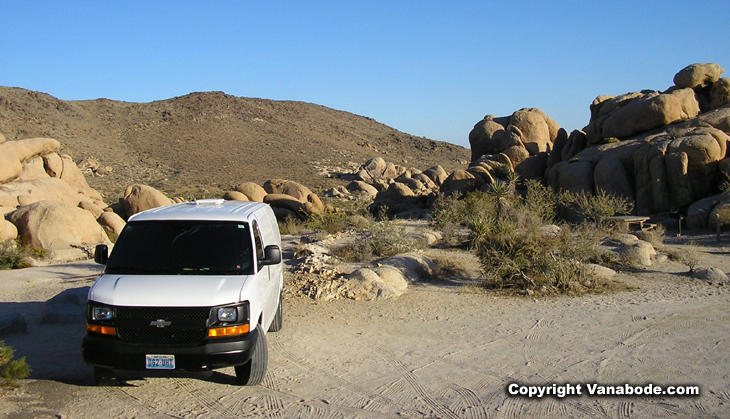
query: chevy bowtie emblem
151 319 172 328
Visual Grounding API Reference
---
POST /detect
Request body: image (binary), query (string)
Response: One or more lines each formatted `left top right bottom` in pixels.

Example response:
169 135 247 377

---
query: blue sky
2 1 729 148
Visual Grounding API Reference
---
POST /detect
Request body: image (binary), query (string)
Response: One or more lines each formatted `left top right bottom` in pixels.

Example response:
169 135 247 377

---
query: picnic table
606 215 653 231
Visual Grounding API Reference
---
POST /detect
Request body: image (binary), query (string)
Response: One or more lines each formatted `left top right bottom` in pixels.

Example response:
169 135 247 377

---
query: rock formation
8 201 112 261
465 62 730 229
1 136 119 262
222 179 326 221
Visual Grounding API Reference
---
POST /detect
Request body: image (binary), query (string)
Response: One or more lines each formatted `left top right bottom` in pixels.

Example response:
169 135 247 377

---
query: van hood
88 274 249 307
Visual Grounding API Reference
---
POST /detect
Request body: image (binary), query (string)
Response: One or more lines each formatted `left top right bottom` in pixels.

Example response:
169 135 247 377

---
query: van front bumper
82 328 259 372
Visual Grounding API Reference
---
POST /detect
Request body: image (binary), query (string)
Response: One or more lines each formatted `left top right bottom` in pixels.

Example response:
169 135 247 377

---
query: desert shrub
435 221 464 246
432 180 557 249
334 196 372 218
0 341 31 387
639 224 666 250
278 215 307 235
0 240 45 270
483 181 514 219
561 189 633 227
425 253 470 282
465 215 493 248
429 178 623 293
368 219 423 258
330 238 374 263
474 214 606 293
618 245 648 268
668 241 704 273
431 193 467 228
305 211 349 234
522 180 556 224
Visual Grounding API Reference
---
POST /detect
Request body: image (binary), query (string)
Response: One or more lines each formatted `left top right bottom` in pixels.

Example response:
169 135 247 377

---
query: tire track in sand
447 383 488 419
269 333 420 417
174 378 240 419
103 386 184 419
379 348 461 419
617 400 634 419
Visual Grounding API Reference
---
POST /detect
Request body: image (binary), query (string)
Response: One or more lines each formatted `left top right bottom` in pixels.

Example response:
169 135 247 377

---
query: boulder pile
0 135 115 261
319 157 448 217
221 179 325 220
469 108 566 183
462 63 730 229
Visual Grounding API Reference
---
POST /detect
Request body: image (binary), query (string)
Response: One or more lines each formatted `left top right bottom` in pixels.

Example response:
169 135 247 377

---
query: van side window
252 220 265 260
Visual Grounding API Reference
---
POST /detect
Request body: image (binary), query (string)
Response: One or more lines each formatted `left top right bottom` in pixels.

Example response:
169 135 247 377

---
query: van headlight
217 307 237 322
92 304 114 321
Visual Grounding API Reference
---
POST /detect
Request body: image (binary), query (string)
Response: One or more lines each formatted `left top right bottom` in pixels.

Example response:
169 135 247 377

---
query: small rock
692 267 729 284
584 263 617 278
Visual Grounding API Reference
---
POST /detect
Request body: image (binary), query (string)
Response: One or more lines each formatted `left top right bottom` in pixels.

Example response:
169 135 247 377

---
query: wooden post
717 213 721 242
677 216 682 237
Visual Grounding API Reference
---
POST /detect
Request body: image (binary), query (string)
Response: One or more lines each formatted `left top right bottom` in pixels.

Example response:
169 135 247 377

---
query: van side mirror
259 245 281 266
94 244 109 265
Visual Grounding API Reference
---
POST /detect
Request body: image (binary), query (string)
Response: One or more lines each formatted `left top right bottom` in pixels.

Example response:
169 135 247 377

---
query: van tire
235 324 268 385
94 367 121 386
268 292 283 332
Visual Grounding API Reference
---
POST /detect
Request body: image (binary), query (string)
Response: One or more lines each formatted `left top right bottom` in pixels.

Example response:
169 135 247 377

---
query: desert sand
1 232 729 419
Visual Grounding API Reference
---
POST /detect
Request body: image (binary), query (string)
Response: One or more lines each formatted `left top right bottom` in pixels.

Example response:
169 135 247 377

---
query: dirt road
1 242 729 418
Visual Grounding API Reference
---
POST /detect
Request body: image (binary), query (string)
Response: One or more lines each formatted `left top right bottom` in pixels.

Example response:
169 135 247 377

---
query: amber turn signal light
208 324 250 337
87 323 116 336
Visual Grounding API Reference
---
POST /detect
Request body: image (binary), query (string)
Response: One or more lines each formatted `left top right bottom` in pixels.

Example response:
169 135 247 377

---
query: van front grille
116 307 210 320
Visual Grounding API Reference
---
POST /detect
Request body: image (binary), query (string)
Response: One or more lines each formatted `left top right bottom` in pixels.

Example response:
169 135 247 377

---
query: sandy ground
1 232 729 419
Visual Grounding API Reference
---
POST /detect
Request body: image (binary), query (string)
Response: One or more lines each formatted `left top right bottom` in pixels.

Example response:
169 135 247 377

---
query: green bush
431 193 467 229
305 211 349 234
561 189 633 227
0 341 31 386
522 179 556 224
279 196 374 236
0 240 45 270
476 219 605 292
437 181 610 293
427 180 635 293
368 219 423 258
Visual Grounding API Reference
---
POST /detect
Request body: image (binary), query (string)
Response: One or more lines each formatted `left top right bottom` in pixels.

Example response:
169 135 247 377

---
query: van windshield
106 221 254 275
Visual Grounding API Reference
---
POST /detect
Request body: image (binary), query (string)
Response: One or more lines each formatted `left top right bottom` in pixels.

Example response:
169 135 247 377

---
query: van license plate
146 355 175 369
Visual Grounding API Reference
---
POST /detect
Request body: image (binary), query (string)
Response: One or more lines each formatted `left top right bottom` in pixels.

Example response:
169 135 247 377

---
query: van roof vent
194 199 226 206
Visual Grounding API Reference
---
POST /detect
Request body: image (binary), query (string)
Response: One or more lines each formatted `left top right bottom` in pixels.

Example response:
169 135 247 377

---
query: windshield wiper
175 266 216 274
176 267 242 275
105 267 160 274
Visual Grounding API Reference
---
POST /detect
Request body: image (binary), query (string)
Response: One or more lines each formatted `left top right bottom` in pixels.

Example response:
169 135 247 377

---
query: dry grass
425 253 470 282
330 239 373 263
667 241 704 272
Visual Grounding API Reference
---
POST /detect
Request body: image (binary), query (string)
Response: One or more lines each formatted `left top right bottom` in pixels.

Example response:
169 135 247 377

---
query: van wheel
268 293 283 332
94 367 120 386
235 324 268 385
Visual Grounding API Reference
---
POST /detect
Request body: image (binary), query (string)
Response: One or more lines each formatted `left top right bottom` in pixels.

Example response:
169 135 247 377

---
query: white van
82 199 283 386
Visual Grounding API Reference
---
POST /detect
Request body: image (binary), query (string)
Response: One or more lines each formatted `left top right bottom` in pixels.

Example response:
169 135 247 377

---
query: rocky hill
0 88 469 199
